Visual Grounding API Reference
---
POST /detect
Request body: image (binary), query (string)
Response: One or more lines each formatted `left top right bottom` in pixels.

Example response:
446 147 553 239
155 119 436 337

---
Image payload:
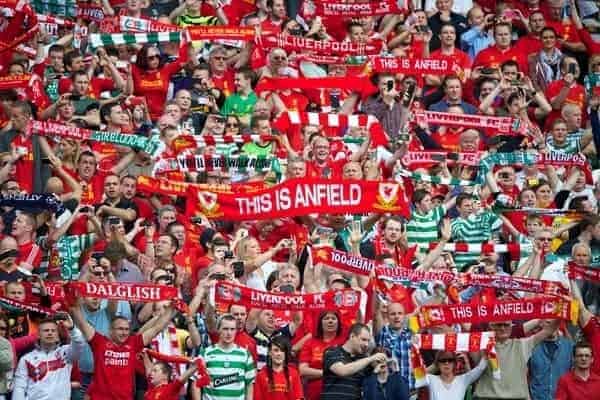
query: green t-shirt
220 92 258 119
240 141 273 157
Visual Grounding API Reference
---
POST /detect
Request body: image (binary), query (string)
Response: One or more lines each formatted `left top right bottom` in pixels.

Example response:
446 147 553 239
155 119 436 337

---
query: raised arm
141 303 176 346
69 300 96 341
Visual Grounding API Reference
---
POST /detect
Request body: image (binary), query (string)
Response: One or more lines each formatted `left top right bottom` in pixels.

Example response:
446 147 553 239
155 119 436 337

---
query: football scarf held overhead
119 15 179 33
188 25 275 41
68 282 178 303
314 0 402 17
136 175 267 197
144 350 211 388
375 266 456 286
0 295 55 316
313 247 376 277
427 242 532 254
0 0 38 55
186 178 410 220
413 111 521 135
371 57 458 75
458 272 569 298
408 297 579 332
26 120 155 152
568 261 600 284
88 32 181 49
401 151 482 167
214 281 361 311
153 154 277 175
0 74 31 90
0 193 64 214
260 34 382 55
414 332 501 380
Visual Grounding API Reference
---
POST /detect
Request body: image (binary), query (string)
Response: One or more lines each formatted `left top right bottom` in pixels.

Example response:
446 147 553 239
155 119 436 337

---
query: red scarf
215 281 361 311
136 176 266 197
185 178 410 221
67 282 178 303
408 297 579 332
0 74 31 90
260 34 382 55
401 151 482 167
313 247 375 276
255 76 376 96
568 261 600 283
145 350 211 388
371 56 458 75
313 0 402 17
413 111 522 136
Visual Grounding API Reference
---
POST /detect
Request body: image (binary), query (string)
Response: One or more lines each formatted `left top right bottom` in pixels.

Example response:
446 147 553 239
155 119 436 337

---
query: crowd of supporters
0 0 599 399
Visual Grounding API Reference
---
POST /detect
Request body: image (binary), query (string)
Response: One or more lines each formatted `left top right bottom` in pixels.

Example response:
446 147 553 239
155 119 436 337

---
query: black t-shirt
98 198 138 231
0 268 28 284
321 346 373 400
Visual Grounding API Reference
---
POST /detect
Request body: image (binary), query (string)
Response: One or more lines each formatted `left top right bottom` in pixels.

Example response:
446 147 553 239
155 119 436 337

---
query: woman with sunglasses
423 350 487 400
131 42 189 121
225 115 241 135
255 335 303 400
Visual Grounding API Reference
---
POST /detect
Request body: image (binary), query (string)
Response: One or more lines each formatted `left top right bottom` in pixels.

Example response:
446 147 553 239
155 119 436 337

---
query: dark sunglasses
147 55 160 60
226 123 239 128
438 358 456 364
155 275 172 283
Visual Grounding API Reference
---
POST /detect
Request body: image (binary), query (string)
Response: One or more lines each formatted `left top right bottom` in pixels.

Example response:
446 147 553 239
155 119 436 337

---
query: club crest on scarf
197 191 223 218
374 182 402 212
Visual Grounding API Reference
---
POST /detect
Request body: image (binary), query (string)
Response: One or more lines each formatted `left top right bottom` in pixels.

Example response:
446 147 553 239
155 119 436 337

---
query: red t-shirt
254 366 304 400
514 34 543 57
87 332 144 400
235 330 258 363
211 69 235 98
132 50 187 120
306 159 346 179
298 337 344 400
544 80 586 129
473 45 528 74
144 379 184 400
58 76 115 99
583 316 600 374
546 20 582 49
17 241 42 270
430 48 472 74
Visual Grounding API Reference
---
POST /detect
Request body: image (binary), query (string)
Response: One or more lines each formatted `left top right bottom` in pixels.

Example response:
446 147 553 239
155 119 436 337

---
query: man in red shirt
545 56 586 128
208 46 235 97
473 22 528 73
0 101 50 193
10 212 41 272
555 341 600 399
260 0 287 32
70 299 175 400
229 304 258 362
545 0 586 54
514 11 546 57
429 23 472 83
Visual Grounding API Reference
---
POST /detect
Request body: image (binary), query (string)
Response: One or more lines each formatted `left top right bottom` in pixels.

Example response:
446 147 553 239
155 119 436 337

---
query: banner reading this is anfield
186 178 409 220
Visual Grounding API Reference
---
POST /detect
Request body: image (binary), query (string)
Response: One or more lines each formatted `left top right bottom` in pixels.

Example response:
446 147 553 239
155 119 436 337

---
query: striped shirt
250 328 270 370
176 14 219 27
199 344 255 400
407 205 446 252
546 130 583 154
321 346 372 400
451 211 503 268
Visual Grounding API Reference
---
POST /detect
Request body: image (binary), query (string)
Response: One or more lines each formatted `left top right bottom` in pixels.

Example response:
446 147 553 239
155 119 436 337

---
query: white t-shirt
426 357 487 400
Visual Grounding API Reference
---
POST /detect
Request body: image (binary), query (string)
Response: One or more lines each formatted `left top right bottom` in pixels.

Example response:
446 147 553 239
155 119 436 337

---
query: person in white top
424 350 488 400
12 315 85 400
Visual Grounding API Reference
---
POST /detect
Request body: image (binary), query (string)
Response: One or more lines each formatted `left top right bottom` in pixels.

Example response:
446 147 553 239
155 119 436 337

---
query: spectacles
438 358 456 364
147 55 160 60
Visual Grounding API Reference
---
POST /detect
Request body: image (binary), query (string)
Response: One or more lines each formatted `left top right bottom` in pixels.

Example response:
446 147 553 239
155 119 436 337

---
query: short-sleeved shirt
321 346 372 400
200 344 255 400
583 316 600 374
88 332 144 400
474 337 536 399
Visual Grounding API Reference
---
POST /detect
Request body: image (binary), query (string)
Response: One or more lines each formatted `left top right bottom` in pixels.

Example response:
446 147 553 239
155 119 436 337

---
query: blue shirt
429 99 478 115
460 26 494 60
375 325 413 390
362 372 410 400
528 337 573 400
